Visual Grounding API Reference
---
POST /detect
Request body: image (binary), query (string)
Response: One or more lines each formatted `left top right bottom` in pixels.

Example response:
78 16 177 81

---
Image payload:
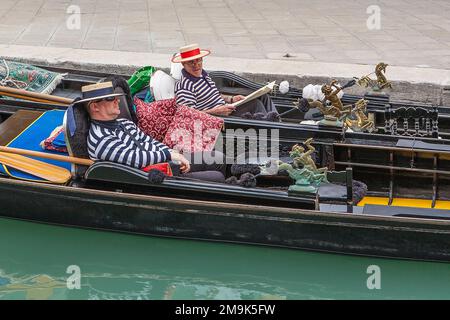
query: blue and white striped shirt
175 69 225 111
87 118 171 169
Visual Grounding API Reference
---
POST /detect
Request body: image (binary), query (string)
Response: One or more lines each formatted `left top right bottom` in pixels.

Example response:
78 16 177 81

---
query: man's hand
205 104 236 116
231 95 246 103
170 151 191 173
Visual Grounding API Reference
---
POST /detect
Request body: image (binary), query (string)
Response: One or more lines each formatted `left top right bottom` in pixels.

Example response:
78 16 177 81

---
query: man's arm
330 80 343 95
92 135 171 169
203 104 235 116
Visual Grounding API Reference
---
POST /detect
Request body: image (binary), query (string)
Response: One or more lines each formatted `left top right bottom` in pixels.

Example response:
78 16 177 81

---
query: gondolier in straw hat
172 44 279 120
80 81 226 181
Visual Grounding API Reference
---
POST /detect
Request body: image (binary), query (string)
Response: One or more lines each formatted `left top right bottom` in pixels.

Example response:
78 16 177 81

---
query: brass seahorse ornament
375 62 392 90
355 62 392 91
345 99 375 132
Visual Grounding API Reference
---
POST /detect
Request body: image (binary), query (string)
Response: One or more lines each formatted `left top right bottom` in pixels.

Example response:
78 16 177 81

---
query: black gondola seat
65 76 136 178
84 161 319 210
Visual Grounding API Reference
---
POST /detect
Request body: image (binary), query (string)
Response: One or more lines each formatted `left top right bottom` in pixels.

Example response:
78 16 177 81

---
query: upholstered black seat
105 76 137 123
64 98 90 178
65 76 135 178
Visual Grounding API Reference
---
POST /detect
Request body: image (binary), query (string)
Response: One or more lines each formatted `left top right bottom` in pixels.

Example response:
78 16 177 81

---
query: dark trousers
231 94 278 117
173 151 227 183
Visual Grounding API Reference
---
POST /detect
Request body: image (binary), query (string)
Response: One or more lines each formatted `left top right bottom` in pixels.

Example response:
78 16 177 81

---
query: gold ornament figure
355 62 392 91
290 138 327 174
375 62 392 90
294 80 352 121
345 99 375 132
321 80 352 116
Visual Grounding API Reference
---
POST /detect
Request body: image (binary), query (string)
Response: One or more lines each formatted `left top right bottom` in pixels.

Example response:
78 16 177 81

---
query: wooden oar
0 152 71 184
0 85 73 106
0 146 94 166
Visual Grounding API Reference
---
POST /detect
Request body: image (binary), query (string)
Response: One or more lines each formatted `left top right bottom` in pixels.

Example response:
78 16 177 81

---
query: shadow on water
0 217 449 300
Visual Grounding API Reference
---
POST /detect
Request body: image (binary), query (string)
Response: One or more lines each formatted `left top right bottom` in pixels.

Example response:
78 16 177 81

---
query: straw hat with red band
171 44 211 63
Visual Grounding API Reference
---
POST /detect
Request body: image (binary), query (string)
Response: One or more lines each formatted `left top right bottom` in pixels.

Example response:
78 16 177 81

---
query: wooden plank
0 110 43 146
0 146 93 166
0 85 73 105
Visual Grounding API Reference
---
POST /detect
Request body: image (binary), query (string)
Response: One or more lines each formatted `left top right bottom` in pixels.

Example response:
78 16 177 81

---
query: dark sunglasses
88 96 118 107
92 96 117 103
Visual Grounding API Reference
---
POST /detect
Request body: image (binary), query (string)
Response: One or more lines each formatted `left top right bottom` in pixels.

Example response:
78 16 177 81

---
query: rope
0 59 29 90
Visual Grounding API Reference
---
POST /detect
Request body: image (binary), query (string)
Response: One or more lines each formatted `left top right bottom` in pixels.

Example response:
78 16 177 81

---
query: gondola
0 63 449 262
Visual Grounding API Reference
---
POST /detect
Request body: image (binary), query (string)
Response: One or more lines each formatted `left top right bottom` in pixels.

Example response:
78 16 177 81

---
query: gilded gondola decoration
355 62 392 91
295 80 353 127
345 99 376 132
321 80 352 116
276 139 329 193
279 162 327 193
290 138 328 174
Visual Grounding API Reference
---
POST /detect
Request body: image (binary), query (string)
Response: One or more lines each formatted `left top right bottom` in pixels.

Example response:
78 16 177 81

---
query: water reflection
0 217 449 300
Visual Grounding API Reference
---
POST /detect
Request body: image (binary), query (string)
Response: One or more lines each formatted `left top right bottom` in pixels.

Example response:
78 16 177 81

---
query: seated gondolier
79 82 226 181
173 44 279 120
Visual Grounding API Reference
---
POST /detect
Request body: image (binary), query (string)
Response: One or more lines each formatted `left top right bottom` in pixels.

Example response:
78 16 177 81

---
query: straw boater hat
171 43 211 63
75 82 124 104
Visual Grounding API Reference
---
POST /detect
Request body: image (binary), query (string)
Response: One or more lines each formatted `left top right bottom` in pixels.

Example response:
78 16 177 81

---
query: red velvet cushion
163 104 224 153
142 162 173 176
135 97 177 142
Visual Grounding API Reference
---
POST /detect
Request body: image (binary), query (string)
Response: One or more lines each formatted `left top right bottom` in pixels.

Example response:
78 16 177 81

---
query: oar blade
0 152 71 184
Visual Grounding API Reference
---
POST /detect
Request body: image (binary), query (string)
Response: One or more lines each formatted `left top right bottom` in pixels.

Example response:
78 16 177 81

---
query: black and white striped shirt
87 118 171 169
175 69 225 111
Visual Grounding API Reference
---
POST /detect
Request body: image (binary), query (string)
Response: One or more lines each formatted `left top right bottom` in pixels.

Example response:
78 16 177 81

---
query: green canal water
0 217 449 300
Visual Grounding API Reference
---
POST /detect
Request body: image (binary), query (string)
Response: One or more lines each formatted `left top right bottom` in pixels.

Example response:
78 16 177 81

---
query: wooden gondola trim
0 91 68 106
0 110 43 146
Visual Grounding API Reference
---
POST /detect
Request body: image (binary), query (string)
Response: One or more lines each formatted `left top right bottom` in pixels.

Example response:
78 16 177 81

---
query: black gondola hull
1 178 450 262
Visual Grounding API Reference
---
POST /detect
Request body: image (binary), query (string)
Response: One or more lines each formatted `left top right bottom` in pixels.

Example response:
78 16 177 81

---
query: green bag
127 66 155 96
